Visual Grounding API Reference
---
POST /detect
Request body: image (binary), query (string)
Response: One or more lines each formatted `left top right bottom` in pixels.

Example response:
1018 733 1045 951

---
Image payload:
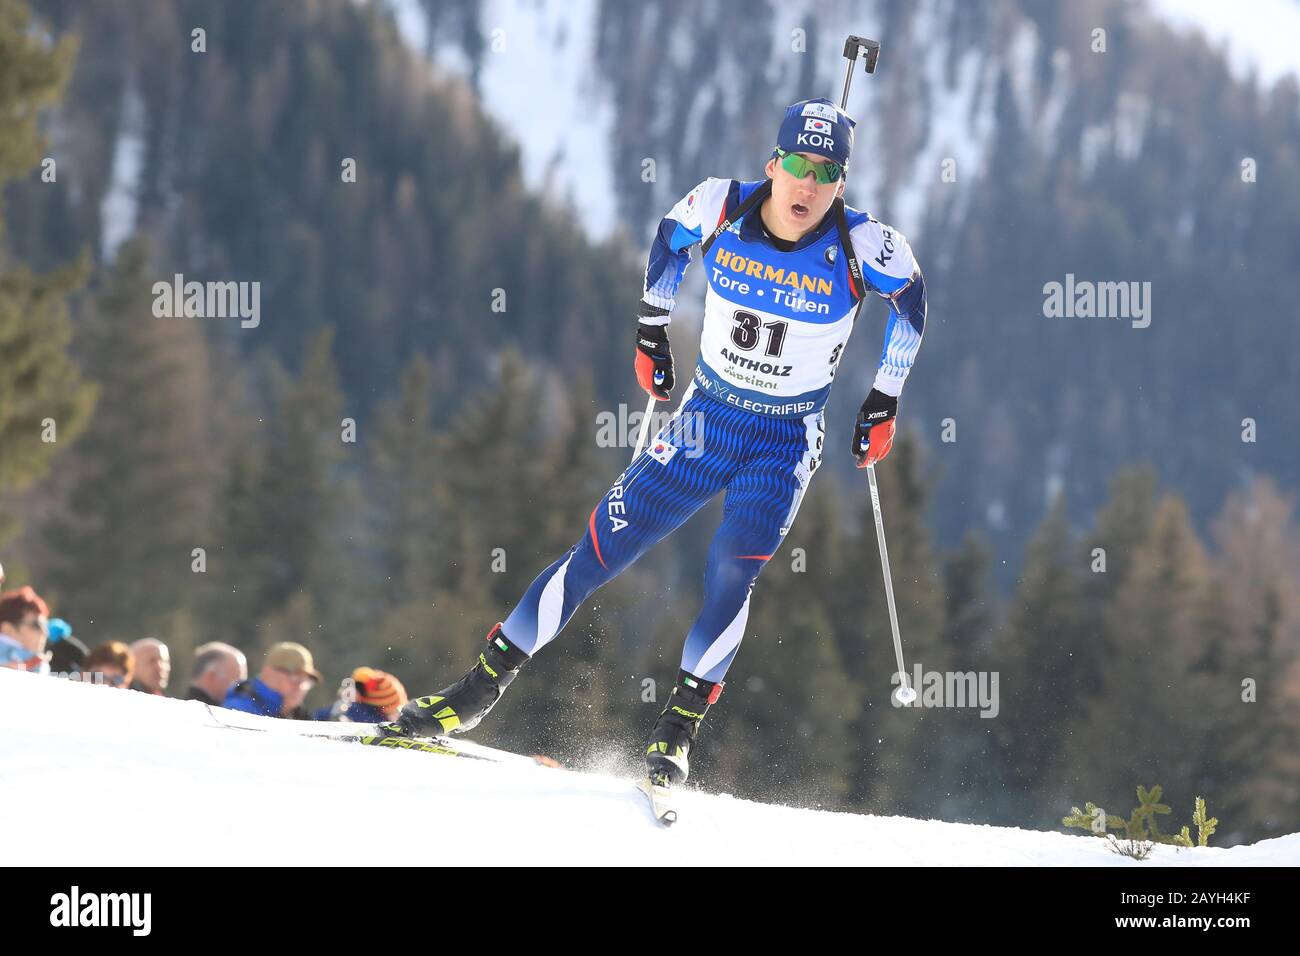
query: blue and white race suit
503 177 927 682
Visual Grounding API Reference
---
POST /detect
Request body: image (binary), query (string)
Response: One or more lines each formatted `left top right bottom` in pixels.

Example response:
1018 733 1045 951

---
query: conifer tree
1206 479 1300 840
1066 495 1218 825
0 0 93 542
43 238 214 638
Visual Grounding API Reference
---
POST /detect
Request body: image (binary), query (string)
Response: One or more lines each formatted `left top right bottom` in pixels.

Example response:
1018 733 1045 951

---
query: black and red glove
635 322 674 400
851 388 897 467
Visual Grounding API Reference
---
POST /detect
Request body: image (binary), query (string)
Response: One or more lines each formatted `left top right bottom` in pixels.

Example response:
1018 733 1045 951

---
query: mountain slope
3 669 1295 865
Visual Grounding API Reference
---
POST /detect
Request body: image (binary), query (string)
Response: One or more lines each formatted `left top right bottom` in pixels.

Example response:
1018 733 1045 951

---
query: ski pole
838 34 913 703
867 463 915 704
631 367 666 461
632 394 656 461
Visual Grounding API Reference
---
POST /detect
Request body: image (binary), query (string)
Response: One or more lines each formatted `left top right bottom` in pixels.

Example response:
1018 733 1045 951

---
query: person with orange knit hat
319 666 408 723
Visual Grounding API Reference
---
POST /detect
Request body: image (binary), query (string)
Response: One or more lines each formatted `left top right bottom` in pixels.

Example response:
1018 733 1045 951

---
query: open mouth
791 202 809 219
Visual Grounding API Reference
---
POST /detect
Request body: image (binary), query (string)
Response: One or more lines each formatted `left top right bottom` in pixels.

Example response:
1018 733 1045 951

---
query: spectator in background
47 618 90 675
84 641 134 688
0 586 51 674
129 638 170 695
185 642 248 706
222 642 323 719
320 667 408 723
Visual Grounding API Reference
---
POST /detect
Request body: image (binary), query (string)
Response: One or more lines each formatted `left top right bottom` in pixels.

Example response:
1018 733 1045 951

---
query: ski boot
385 623 529 739
644 669 724 786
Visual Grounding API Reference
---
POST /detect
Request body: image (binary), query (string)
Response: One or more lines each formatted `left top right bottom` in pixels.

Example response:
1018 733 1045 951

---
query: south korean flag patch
649 438 678 465
804 118 832 134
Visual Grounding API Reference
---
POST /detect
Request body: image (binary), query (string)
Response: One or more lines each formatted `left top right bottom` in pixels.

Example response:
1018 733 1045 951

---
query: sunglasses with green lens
774 147 844 184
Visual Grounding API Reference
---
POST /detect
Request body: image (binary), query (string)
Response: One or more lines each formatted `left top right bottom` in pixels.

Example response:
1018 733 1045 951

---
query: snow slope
2 668 1295 866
